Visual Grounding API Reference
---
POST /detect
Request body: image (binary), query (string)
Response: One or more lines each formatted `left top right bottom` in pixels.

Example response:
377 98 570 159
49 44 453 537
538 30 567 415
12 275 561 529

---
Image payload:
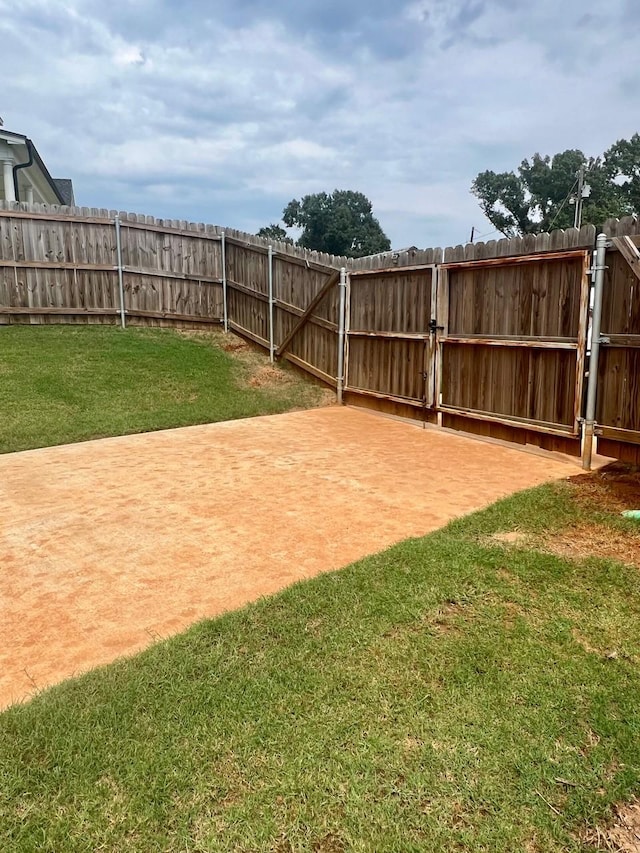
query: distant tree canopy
607 134 640 213
256 224 293 244
258 190 391 258
471 134 640 237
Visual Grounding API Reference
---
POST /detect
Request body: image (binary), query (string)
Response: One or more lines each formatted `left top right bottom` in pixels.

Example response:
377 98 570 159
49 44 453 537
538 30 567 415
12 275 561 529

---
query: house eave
0 130 66 204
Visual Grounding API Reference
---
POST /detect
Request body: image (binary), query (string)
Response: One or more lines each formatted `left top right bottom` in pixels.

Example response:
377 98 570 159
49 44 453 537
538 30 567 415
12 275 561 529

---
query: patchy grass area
0 325 332 453
486 465 640 572
1 470 640 852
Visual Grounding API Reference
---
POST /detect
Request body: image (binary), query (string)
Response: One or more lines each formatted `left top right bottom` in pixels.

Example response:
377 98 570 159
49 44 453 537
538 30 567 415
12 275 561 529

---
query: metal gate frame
585 234 640 466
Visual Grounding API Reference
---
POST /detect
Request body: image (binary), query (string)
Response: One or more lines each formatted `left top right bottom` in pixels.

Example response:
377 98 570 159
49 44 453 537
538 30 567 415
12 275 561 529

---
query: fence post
221 231 228 332
343 269 351 393
582 232 608 470
336 267 347 404
114 215 126 329
268 244 275 362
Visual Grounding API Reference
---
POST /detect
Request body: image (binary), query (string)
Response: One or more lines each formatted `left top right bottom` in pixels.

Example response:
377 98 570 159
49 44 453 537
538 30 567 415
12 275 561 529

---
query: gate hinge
588 261 610 277
429 318 444 333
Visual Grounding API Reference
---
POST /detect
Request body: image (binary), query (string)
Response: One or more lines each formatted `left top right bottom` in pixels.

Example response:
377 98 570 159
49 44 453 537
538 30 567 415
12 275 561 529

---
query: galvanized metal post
343 269 351 393
582 232 608 470
336 267 347 404
114 215 126 329
268 245 275 362
221 231 228 333
574 165 585 229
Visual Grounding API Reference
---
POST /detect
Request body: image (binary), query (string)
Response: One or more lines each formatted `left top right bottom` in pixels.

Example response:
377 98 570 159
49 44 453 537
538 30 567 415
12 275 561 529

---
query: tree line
256 134 640 253
257 190 390 258
471 134 640 238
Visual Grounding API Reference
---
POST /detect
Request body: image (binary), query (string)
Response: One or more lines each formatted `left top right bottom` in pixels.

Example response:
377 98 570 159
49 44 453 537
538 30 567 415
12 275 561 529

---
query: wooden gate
435 251 591 456
595 237 640 464
343 266 438 423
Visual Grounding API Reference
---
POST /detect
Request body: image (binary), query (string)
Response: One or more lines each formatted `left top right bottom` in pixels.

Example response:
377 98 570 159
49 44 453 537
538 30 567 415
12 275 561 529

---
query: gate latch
429 319 444 333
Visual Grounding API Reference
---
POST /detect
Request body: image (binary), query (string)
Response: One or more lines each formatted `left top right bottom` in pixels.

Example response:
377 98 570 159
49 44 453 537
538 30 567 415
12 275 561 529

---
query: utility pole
574 166 584 229
572 166 591 229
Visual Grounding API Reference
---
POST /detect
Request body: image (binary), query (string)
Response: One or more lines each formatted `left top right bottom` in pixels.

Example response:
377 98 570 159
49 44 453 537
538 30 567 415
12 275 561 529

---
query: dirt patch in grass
552 463 640 567
312 833 346 853
249 365 291 388
567 463 640 513
489 531 534 549
221 336 297 389
493 519 640 571
270 835 345 853
572 629 622 661
201 330 334 397
179 328 336 404
219 336 252 354
490 465 640 568
178 328 253 358
583 800 640 851
491 531 530 546
542 521 640 569
433 600 473 634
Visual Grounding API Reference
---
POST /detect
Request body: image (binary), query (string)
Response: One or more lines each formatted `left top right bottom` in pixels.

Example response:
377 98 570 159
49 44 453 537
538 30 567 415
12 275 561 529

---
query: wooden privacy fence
0 201 349 382
595 221 640 465
225 238 344 385
436 249 590 457
1 202 639 466
339 234 595 458
344 263 438 417
0 207 224 326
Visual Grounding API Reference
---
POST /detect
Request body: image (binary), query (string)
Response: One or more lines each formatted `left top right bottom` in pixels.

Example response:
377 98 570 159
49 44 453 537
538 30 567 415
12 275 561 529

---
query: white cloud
112 45 145 66
0 0 638 247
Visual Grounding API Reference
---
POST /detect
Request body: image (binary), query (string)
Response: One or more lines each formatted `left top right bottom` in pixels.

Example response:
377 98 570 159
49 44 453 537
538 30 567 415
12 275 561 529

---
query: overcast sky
1 0 638 248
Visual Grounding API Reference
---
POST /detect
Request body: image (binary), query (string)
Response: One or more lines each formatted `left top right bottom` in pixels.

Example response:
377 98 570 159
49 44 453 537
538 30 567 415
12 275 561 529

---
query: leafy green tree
604 133 640 214
256 223 293 244
471 146 632 237
281 190 391 257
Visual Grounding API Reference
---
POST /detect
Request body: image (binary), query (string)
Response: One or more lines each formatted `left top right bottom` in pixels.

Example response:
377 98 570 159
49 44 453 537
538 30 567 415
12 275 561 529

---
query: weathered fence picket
1 202 638 466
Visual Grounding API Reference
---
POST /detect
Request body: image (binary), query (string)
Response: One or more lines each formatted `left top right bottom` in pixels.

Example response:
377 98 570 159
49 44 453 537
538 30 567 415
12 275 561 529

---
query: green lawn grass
1 483 639 852
0 325 329 454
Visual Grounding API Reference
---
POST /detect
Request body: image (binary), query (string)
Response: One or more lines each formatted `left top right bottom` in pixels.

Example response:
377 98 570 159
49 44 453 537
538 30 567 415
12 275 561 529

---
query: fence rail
1 201 638 466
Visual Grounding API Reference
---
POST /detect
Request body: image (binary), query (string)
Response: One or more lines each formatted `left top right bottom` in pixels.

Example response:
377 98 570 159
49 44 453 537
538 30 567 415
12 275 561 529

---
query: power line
548 174 580 231
469 199 577 245
470 168 587 244
468 226 501 243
